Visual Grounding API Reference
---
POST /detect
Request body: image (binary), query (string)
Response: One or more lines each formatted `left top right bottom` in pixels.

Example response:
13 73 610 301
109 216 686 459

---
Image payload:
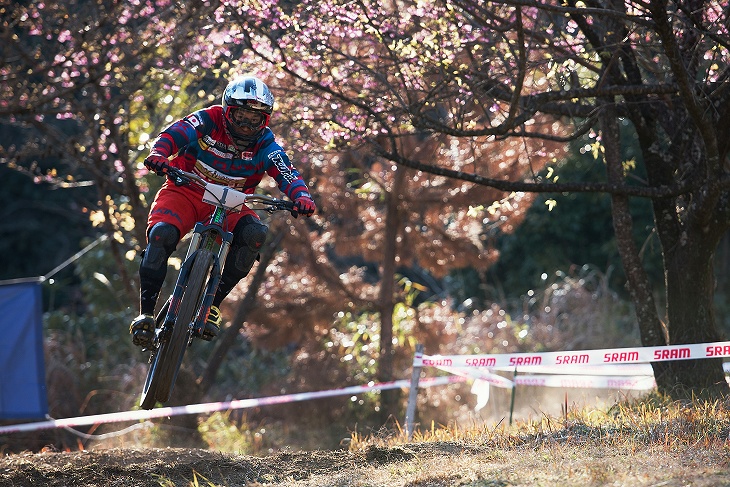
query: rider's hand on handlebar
293 194 316 218
144 154 169 175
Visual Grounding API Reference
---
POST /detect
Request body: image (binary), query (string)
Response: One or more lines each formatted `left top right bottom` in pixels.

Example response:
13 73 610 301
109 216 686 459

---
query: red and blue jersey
150 105 310 201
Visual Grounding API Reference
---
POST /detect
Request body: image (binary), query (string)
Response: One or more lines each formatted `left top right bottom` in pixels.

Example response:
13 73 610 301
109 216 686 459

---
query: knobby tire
155 249 214 403
140 250 214 408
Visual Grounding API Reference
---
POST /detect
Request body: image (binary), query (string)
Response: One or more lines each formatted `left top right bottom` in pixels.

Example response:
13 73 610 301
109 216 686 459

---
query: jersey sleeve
148 109 214 164
265 147 312 201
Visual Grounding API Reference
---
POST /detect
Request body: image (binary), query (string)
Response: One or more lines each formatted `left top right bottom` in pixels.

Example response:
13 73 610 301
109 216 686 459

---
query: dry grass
333 394 730 487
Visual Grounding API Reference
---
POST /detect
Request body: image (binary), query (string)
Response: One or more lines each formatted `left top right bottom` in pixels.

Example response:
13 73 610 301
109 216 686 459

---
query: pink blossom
58 30 72 43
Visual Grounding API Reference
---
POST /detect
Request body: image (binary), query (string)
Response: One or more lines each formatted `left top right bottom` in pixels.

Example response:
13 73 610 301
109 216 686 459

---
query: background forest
1 0 729 452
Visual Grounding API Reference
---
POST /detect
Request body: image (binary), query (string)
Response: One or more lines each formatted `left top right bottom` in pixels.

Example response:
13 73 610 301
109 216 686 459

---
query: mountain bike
140 165 295 410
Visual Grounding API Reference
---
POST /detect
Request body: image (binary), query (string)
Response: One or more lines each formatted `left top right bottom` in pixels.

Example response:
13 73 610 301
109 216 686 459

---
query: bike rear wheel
140 250 214 408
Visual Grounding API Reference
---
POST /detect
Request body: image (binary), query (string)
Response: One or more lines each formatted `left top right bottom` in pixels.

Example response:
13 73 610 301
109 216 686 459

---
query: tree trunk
600 106 673 381
601 107 668 345
378 165 407 418
639 133 729 397
640 0 729 398
658 229 727 397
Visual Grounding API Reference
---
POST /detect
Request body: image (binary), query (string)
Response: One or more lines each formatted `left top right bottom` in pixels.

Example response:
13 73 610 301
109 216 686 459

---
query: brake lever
170 172 190 187
260 201 295 214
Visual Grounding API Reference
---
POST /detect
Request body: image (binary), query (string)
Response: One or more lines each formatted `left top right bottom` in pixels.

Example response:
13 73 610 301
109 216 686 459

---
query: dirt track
2 441 730 486
0 444 422 487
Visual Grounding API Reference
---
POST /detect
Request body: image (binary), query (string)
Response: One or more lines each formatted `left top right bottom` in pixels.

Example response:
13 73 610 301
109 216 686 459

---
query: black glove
143 154 168 175
293 194 316 218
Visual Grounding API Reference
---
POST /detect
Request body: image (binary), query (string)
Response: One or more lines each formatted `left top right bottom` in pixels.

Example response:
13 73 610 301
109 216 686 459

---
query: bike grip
278 200 295 213
149 162 170 177
160 163 180 178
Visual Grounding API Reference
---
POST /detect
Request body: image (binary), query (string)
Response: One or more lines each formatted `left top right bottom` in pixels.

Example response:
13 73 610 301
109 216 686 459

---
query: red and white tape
437 365 515 388
437 365 656 390
417 341 730 369
513 374 655 390
0 376 464 435
491 364 654 376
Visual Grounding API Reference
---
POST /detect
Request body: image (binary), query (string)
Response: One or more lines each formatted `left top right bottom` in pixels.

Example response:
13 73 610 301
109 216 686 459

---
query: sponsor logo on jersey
194 160 247 189
269 150 296 183
200 135 234 159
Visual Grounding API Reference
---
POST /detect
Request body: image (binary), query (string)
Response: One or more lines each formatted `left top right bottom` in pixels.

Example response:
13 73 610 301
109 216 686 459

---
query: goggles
226 107 267 130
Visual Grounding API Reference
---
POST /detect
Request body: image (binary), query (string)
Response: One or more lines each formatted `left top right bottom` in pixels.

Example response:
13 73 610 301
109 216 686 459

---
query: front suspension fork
188 238 232 338
162 232 232 340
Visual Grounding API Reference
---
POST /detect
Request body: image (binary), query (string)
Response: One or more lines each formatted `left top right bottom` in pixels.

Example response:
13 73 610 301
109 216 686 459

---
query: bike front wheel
140 250 214 408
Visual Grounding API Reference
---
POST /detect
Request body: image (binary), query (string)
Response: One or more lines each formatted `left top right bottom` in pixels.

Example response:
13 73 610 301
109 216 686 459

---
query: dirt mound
0 445 416 486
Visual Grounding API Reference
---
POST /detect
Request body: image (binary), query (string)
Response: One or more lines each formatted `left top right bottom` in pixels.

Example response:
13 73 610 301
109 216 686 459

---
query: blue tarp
0 282 48 419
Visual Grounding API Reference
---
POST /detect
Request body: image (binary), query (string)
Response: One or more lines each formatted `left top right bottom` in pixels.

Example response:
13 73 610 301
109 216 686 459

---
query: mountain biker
130 75 316 348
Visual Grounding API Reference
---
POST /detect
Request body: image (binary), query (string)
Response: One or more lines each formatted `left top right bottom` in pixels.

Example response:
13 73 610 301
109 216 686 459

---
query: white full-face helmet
222 75 274 148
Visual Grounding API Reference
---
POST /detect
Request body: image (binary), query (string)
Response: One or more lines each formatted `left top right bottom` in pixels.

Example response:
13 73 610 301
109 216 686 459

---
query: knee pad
140 223 180 279
227 216 267 275
233 215 268 251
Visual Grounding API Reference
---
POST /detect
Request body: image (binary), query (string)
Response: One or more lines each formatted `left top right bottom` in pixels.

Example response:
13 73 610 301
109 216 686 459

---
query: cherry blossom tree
223 0 730 397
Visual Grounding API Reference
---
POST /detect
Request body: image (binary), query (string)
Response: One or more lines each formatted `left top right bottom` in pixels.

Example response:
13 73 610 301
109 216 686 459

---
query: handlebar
161 164 296 213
